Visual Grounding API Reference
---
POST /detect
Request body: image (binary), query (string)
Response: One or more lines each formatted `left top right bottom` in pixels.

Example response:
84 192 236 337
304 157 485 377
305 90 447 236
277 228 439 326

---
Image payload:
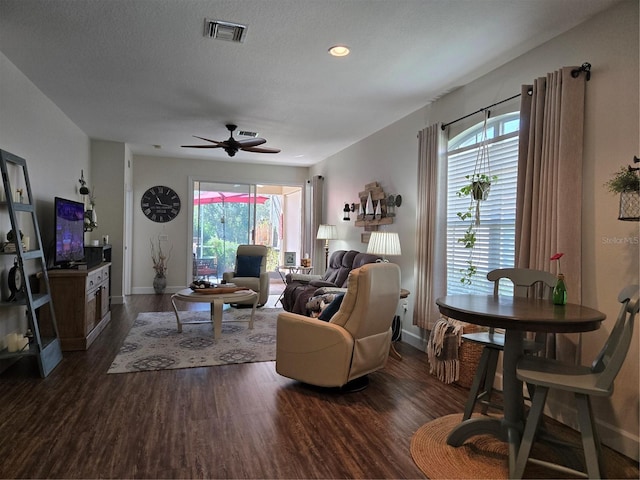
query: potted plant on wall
604 163 640 221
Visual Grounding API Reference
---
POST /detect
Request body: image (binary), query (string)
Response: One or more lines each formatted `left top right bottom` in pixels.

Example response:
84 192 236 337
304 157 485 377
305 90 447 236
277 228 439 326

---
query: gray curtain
414 123 447 330
516 66 587 361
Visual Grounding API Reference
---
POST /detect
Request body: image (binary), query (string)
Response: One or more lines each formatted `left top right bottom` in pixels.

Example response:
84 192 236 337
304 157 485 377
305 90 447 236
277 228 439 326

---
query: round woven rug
410 414 639 479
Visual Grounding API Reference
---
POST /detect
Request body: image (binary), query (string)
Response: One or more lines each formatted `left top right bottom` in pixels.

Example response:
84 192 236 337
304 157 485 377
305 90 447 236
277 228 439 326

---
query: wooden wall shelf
352 181 395 242
354 217 393 227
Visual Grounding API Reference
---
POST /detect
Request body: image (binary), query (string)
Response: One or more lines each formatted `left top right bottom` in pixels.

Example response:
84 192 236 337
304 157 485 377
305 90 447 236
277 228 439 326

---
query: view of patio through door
192 181 303 281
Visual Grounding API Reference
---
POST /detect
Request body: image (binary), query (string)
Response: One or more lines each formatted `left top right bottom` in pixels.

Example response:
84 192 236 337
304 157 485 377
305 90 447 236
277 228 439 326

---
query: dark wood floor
0 294 467 478
0 294 635 479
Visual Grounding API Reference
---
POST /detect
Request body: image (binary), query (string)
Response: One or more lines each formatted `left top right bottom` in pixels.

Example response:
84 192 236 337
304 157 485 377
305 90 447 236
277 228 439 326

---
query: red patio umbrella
194 191 269 205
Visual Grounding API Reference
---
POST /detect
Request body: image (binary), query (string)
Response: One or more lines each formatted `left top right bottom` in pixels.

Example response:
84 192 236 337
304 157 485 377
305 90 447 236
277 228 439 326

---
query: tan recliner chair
276 262 401 388
222 244 270 306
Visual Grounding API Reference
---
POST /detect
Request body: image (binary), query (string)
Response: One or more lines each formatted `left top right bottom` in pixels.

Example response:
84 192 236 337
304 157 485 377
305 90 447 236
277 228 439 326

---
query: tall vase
153 273 167 294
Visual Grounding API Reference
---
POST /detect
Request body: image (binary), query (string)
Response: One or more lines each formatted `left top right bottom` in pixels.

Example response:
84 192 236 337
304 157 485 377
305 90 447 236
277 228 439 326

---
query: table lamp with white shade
316 224 338 270
366 231 401 261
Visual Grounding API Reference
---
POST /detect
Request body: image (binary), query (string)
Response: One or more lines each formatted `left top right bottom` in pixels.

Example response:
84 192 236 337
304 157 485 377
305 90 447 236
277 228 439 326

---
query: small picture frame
284 252 296 267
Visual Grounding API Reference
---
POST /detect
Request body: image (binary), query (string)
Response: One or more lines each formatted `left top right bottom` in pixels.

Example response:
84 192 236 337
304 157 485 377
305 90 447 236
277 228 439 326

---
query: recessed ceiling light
328 45 350 57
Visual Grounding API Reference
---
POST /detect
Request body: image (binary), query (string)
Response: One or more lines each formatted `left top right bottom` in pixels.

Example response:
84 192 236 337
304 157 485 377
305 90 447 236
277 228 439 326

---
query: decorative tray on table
189 281 245 294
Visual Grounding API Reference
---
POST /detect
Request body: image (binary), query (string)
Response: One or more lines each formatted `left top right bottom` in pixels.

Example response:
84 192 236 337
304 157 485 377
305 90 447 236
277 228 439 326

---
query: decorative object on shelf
366 231 401 262
6 229 23 243
151 236 172 294
365 192 375 220
374 200 382 220
342 202 356 221
284 251 296 267
84 190 98 232
316 224 337 271
7 257 24 301
5 331 28 352
140 185 181 223
550 252 567 305
84 208 97 232
14 188 24 203
78 169 90 195
4 229 24 253
604 157 640 221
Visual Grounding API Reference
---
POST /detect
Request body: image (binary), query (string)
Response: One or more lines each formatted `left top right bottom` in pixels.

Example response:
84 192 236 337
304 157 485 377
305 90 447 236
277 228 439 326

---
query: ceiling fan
182 124 281 157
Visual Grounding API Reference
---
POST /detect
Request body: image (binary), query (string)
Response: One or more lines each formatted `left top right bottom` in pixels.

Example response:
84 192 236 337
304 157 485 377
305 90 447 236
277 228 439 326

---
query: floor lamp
316 224 337 271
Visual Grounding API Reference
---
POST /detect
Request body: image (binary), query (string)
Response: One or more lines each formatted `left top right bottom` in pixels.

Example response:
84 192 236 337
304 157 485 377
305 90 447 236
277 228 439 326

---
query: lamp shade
367 231 401 257
316 224 337 240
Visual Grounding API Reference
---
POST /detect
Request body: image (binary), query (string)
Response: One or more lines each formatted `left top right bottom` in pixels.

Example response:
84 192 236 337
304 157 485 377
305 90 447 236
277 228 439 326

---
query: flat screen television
54 197 85 267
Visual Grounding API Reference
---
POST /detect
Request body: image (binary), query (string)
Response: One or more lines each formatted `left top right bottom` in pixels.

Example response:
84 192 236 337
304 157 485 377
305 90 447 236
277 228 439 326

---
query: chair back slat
594 285 639 389
487 268 557 299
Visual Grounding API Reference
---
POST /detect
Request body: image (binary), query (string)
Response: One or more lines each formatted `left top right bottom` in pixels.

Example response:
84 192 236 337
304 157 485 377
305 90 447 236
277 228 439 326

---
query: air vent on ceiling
204 19 247 43
238 130 258 137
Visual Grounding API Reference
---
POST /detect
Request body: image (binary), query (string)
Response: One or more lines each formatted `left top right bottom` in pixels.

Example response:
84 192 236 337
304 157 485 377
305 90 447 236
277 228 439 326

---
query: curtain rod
440 62 592 131
440 93 522 131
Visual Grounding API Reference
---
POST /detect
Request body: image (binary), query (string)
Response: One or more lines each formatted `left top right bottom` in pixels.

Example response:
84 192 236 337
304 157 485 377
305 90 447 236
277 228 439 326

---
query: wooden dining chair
462 268 557 420
513 284 639 479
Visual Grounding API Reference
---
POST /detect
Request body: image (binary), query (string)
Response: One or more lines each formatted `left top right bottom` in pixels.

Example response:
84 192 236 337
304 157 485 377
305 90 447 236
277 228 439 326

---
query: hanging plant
604 164 640 221
604 166 640 193
455 111 498 285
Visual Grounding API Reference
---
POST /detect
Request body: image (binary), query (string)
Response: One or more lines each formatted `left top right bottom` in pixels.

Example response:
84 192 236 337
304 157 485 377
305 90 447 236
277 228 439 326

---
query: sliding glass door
192 181 302 280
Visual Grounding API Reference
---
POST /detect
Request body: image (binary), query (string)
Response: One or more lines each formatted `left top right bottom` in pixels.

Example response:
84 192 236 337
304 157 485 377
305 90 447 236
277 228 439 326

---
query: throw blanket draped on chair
427 318 464 384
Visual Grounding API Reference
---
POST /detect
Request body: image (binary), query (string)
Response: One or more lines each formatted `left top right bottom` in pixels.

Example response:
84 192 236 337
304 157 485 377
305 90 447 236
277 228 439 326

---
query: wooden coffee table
170 288 258 339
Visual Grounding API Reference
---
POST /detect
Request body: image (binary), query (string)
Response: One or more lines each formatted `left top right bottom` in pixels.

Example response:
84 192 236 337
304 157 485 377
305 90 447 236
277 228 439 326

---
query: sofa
281 249 381 315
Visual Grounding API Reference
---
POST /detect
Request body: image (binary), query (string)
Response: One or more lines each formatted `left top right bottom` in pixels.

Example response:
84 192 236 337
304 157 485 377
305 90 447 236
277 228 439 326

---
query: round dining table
436 294 606 478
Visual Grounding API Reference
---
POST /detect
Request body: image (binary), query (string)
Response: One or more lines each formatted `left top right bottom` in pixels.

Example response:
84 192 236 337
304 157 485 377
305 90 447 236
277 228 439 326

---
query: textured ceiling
0 0 621 166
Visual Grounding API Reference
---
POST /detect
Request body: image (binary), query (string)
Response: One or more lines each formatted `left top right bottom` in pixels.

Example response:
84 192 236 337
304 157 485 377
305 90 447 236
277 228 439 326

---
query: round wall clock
8 258 23 301
140 185 181 223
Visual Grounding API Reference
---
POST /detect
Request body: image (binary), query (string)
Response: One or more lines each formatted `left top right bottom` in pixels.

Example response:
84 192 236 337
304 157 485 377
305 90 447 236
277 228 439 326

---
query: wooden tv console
43 262 111 351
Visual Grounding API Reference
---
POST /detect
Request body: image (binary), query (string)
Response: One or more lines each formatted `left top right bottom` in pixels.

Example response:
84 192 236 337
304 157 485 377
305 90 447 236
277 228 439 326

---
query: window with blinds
446 112 520 295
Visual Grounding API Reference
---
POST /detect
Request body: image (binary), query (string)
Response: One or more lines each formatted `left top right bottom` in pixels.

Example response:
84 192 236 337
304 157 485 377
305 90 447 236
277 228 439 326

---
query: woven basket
456 323 485 389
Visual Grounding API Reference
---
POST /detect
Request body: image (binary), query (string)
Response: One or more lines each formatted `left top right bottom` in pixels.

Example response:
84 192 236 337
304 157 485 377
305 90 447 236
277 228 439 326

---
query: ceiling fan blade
181 144 223 148
241 146 281 154
236 137 267 148
192 135 226 145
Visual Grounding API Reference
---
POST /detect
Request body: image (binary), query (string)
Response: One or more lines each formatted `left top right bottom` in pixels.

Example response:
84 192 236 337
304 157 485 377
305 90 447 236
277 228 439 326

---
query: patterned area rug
107 308 281 374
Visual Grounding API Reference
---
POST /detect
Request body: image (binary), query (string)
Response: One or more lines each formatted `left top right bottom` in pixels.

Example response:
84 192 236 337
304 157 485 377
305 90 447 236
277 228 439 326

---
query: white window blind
446 113 519 295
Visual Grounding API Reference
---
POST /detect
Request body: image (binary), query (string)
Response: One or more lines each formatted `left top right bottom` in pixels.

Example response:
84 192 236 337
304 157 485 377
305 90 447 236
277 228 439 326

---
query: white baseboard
545 395 639 461
131 286 184 295
111 295 125 304
401 328 427 352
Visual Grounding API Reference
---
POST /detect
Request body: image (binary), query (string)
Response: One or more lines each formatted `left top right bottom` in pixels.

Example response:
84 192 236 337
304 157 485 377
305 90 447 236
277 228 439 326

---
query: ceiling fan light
328 45 350 57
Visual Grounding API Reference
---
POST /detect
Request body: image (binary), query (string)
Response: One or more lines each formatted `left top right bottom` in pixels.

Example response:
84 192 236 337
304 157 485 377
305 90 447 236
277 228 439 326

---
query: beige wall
311 0 639 459
130 154 309 293
0 51 91 343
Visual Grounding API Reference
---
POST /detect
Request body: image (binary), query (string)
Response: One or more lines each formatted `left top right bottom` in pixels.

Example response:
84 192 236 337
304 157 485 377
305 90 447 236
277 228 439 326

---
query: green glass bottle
553 273 567 305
